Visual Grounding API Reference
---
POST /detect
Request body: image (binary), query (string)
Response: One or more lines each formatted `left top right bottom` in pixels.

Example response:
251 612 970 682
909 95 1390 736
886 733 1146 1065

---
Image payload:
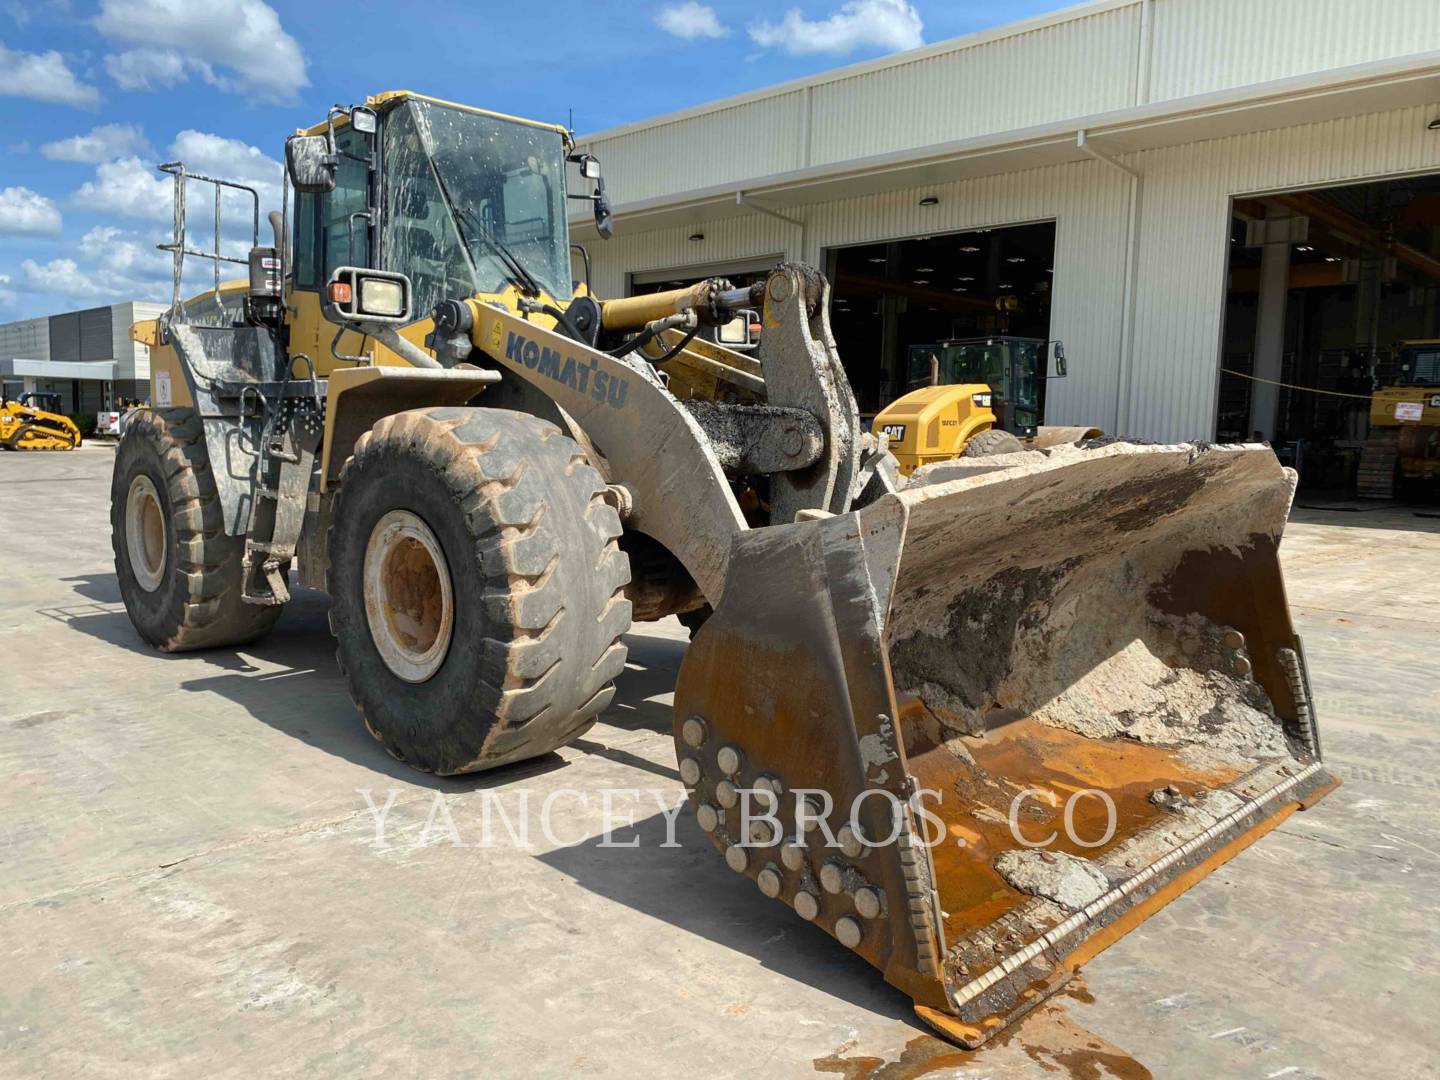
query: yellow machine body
872 383 998 476
0 395 82 450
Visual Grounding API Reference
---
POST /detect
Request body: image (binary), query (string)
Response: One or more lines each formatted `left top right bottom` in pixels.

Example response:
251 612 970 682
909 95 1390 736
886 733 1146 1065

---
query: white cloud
20 226 173 305
103 47 189 91
656 2 728 40
0 187 63 235
71 130 282 228
95 0 308 103
41 123 151 163
0 40 101 106
749 0 922 56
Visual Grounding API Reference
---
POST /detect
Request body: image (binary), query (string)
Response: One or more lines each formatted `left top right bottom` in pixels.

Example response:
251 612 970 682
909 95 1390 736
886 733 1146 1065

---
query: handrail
155 162 262 324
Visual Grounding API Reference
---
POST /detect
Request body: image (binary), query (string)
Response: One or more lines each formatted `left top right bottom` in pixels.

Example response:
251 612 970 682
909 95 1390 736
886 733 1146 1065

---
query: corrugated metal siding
809 6 1139 164
0 316 49 364
580 0 1439 202
1125 105 1440 441
580 92 806 206
78 306 113 362
47 313 81 364
585 214 802 300
1147 0 1440 103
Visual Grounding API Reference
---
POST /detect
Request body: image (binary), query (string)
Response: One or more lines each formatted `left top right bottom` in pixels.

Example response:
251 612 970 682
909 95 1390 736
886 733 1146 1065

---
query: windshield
382 99 572 314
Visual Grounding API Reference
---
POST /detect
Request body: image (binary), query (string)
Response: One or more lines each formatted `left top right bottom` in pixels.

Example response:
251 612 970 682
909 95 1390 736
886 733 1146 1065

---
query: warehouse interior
1219 172 1440 496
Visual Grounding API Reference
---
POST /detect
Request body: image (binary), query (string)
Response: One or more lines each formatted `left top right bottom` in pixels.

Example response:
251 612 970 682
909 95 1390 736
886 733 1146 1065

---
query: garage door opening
825 222 1057 416
1218 175 1440 502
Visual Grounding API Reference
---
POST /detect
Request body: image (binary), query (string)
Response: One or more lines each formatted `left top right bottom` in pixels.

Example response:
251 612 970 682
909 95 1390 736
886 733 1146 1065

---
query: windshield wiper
426 156 543 298
457 203 544 299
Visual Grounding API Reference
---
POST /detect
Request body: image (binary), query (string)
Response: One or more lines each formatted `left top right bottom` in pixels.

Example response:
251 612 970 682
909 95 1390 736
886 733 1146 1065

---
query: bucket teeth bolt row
681 714 871 951
1222 627 1252 676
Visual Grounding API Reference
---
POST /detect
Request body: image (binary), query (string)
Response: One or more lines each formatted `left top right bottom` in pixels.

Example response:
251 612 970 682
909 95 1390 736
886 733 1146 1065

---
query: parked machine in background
109 89 1332 1049
872 336 1099 475
1359 339 1440 499
0 392 82 451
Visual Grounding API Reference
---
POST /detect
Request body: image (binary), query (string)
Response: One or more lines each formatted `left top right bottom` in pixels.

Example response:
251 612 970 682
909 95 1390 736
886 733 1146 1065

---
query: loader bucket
672 442 1335 1046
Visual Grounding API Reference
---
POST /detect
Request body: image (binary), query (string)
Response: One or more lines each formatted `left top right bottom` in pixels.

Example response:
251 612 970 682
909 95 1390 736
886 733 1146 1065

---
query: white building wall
1125 103 1440 442
578 0 1440 177
587 103 1440 441
1146 0 1440 102
111 302 166 382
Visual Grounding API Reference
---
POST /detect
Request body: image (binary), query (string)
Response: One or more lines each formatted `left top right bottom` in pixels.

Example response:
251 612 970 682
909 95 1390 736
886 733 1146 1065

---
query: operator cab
904 336 1065 437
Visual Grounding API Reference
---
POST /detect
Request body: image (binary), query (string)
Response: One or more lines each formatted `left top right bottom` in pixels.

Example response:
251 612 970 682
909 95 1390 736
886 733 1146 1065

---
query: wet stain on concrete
814 1000 1151 1080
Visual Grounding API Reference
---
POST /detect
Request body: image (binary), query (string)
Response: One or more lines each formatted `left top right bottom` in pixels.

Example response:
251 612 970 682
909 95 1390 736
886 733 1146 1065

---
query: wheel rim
363 509 455 684
125 474 167 592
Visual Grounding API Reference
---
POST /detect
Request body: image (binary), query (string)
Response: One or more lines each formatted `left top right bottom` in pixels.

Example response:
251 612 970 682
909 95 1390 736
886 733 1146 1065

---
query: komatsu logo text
504 332 629 409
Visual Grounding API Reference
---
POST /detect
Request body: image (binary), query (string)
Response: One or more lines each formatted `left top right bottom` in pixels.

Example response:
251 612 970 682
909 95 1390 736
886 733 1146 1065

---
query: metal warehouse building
0 302 165 412
570 0 1440 471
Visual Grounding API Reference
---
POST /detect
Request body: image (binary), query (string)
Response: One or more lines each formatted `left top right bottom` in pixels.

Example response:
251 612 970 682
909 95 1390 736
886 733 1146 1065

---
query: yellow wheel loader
0 392 82 450
112 90 1335 1047
873 337 1099 476
1358 339 1440 500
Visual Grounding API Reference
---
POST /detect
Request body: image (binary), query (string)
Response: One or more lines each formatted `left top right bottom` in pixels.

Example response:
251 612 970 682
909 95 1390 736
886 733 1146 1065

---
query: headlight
360 278 405 317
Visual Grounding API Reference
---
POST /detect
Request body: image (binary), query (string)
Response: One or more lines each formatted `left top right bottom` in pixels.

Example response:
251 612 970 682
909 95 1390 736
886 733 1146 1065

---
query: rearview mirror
286 134 336 194
594 180 614 240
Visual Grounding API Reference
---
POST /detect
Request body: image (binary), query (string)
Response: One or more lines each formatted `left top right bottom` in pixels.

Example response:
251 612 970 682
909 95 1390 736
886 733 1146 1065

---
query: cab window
291 126 372 291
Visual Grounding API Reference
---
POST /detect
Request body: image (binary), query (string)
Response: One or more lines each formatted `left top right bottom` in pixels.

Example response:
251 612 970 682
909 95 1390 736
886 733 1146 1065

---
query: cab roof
299 91 571 142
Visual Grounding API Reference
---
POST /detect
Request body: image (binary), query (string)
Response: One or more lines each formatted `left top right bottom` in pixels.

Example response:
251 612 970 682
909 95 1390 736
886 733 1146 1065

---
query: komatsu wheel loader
0 392 82 450
112 91 1335 1047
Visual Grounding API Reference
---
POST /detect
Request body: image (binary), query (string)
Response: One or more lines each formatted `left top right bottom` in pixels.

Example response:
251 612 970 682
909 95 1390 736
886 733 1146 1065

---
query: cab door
287 124 377 376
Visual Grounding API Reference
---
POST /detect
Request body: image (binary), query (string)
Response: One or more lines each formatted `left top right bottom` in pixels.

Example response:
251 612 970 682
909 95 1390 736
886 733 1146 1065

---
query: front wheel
326 407 632 775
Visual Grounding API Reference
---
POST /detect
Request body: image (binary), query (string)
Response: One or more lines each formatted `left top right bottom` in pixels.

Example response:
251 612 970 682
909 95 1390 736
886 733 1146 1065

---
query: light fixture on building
1325 256 1341 263
915 266 934 272
688 232 705 242
999 283 1013 289
913 279 930 285
1006 256 1026 263
960 245 980 253
957 275 975 282
919 195 939 206
952 286 968 292
1296 244 1314 252
1045 268 1054 273
868 256 886 264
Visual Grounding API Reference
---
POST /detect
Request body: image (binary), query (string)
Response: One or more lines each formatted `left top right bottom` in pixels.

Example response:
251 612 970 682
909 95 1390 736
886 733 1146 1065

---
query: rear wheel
962 428 1027 457
111 408 285 651
327 406 632 775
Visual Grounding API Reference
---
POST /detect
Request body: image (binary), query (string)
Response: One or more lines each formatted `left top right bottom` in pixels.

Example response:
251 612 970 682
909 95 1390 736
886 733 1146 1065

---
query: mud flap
673 442 1336 1045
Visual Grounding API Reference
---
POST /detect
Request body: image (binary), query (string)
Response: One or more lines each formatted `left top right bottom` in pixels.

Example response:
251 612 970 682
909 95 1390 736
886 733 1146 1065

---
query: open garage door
1218 174 1440 503
825 223 1056 415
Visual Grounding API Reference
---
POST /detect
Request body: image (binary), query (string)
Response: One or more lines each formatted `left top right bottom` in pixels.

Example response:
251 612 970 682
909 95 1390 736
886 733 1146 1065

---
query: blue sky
0 0 1064 320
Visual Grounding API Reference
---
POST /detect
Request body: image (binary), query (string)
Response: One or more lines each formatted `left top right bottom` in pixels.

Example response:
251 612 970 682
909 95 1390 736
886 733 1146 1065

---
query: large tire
326 406 631 775
962 428 1027 458
111 408 284 651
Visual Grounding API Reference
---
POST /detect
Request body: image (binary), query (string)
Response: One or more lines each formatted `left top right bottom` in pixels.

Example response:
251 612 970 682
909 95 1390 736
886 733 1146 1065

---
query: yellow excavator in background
110 89 1333 1049
0 392 82 450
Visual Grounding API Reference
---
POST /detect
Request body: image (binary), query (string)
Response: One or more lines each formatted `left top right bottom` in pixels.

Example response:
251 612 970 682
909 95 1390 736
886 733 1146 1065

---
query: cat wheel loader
112 90 1335 1047
0 391 82 450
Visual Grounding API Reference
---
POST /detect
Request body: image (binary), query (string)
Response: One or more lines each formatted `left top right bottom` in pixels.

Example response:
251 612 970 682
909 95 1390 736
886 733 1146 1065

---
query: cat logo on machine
880 423 906 442
504 331 629 409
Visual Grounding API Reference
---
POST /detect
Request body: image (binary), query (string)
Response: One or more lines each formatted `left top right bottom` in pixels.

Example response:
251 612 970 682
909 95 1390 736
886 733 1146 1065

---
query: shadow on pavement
538 805 920 1024
41 572 687 790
